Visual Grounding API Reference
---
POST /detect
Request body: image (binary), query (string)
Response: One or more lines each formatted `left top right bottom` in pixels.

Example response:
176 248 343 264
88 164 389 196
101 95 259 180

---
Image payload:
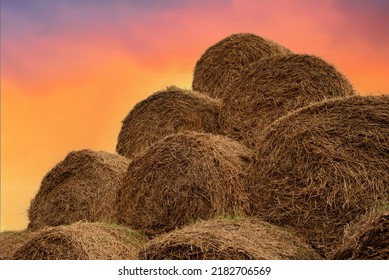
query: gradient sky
1 0 389 231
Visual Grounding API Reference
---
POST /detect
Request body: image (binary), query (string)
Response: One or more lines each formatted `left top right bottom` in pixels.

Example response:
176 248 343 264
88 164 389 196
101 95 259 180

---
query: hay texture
117 132 251 236
332 205 389 260
139 217 321 260
116 86 221 159
250 95 389 257
13 222 147 260
219 54 355 148
0 231 30 260
28 149 130 230
192 33 291 99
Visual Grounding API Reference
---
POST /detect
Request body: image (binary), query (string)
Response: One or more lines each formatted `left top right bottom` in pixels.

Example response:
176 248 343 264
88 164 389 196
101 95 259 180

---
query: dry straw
117 132 252 236
28 149 130 230
139 217 322 260
192 33 291 99
116 86 221 159
219 54 355 148
249 95 389 257
0 231 30 260
332 204 389 260
13 222 147 260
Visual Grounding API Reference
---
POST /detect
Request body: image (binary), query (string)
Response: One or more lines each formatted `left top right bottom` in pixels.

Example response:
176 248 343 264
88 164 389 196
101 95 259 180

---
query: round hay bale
117 132 252 236
28 149 130 230
192 33 291 99
116 86 222 159
249 95 389 257
219 54 356 148
0 230 30 260
139 217 322 260
332 204 389 260
13 222 147 260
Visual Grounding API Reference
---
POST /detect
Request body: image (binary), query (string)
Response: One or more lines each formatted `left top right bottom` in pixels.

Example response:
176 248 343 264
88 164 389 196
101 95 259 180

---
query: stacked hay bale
117 132 251 236
13 32 388 260
0 231 30 260
28 149 130 230
249 95 389 257
13 222 147 260
332 204 389 260
139 217 322 260
219 54 356 147
193 33 291 99
116 86 221 159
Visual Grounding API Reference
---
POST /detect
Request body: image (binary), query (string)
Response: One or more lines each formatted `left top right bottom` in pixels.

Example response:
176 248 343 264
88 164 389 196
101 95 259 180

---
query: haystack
139 217 322 260
0 230 30 260
117 132 252 236
249 95 389 257
13 222 147 260
332 204 389 260
192 33 291 99
28 149 130 230
219 54 355 148
116 86 221 159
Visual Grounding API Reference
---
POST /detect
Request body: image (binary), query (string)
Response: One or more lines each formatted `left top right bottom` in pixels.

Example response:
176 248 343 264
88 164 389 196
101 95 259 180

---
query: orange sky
1 0 389 231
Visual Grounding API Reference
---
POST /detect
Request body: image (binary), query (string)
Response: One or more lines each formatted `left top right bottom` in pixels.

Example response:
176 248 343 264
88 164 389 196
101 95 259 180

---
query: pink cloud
2 0 389 94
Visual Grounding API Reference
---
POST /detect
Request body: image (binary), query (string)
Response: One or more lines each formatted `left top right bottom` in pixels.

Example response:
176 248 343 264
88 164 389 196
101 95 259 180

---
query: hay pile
219 54 355 148
332 205 389 260
249 95 389 257
13 222 147 260
117 132 252 236
9 32 387 260
0 231 30 260
28 149 130 230
192 33 291 99
139 217 322 260
116 86 221 159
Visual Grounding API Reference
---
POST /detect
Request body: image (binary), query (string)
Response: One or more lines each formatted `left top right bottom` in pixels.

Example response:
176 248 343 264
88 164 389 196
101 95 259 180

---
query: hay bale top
33 149 129 197
250 95 389 257
28 149 130 230
116 86 222 159
332 204 389 260
13 222 147 260
139 216 322 260
0 230 30 260
192 33 292 99
117 132 252 236
220 53 356 147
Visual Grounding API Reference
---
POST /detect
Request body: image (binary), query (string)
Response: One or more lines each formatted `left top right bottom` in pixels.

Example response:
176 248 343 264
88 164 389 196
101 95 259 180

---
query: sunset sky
1 0 389 231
